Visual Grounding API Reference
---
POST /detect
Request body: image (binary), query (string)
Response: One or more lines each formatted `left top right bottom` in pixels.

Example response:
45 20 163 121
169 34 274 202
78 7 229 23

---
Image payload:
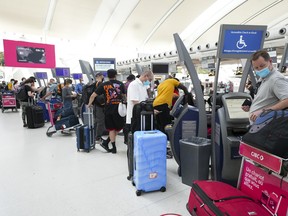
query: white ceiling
0 0 288 62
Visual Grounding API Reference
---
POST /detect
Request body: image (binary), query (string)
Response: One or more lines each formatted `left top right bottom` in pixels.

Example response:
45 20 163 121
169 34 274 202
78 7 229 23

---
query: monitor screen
35 72 48 79
72 73 83 79
55 67 70 77
217 24 267 59
93 58 116 72
225 98 249 120
151 63 169 74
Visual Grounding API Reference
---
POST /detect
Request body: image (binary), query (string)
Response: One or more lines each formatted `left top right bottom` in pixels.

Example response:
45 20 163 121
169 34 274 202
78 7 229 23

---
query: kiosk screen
35 72 48 79
225 98 249 120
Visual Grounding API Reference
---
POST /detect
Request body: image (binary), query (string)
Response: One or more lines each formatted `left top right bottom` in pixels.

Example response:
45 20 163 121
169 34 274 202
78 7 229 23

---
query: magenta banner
239 142 283 174
3 39 55 68
239 159 288 215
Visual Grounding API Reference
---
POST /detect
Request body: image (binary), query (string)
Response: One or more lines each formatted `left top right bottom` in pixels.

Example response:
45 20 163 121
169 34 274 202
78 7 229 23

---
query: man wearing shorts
89 69 126 154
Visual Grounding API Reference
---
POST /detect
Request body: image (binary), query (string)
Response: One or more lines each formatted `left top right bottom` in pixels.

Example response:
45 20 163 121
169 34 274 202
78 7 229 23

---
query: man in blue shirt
75 78 85 94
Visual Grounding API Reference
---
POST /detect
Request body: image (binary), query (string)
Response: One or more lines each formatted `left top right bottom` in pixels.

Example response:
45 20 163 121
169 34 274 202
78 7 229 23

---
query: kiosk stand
166 34 208 178
79 60 96 84
214 92 251 185
211 24 267 184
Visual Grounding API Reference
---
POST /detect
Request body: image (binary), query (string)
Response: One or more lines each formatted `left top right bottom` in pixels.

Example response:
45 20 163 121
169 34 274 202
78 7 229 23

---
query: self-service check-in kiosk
214 92 251 185
168 95 200 175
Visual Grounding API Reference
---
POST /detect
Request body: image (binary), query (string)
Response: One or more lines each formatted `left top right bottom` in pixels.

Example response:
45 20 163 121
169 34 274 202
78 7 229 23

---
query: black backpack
82 82 96 105
16 85 27 101
242 109 288 158
131 100 154 133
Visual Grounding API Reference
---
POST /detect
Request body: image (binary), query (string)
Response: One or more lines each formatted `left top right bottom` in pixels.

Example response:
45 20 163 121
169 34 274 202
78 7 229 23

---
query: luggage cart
1 91 18 112
46 102 81 137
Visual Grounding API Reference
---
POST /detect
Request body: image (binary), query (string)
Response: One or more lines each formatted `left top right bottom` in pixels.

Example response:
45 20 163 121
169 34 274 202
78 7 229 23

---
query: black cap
95 72 103 77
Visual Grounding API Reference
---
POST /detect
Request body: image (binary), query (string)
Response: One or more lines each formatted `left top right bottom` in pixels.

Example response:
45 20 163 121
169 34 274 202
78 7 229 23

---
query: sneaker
111 147 117 154
23 123 27 127
166 149 173 159
100 139 110 152
95 137 104 144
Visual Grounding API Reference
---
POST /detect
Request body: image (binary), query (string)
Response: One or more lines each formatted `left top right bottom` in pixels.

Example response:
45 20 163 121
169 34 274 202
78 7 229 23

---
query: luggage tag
149 172 158 179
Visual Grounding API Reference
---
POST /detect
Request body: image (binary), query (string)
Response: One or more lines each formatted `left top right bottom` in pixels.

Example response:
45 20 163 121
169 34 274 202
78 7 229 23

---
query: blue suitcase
76 107 95 152
76 125 95 152
133 130 167 196
37 101 50 122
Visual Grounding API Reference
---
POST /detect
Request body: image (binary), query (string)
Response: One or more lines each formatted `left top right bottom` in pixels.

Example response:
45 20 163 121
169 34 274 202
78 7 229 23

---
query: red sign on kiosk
239 142 288 215
239 142 283 174
238 160 288 216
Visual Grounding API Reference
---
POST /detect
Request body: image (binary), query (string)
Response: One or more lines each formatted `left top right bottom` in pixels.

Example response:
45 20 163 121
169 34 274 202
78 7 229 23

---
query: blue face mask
255 67 270 78
143 80 150 86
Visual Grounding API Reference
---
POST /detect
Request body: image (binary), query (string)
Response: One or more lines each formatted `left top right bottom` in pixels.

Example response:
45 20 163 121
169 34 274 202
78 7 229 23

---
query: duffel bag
242 109 288 158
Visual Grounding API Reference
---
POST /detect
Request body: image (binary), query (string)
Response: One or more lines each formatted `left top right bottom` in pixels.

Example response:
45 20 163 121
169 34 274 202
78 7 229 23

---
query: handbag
118 102 127 117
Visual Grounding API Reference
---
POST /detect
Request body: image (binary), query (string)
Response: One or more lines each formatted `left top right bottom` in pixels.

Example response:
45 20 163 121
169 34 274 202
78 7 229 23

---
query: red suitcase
187 180 270 216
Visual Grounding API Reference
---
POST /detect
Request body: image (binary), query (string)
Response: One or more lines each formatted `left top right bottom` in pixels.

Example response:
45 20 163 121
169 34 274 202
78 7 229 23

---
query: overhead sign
93 58 116 72
217 25 267 59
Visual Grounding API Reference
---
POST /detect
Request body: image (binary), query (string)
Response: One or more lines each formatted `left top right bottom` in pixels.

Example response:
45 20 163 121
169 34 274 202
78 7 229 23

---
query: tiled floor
0 109 191 216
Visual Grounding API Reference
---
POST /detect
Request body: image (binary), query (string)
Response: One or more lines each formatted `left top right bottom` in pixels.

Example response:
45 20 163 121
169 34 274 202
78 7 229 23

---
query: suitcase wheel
160 187 166 192
127 175 132 181
132 181 135 186
177 166 181 177
136 190 142 196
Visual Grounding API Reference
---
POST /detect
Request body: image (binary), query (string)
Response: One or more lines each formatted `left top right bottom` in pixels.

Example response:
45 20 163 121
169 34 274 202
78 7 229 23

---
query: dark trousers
123 123 131 144
154 103 172 134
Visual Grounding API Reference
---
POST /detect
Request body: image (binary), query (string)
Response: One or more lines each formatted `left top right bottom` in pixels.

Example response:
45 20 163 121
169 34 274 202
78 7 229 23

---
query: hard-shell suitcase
127 132 134 180
187 180 270 216
26 99 45 129
133 130 167 196
76 107 95 152
54 115 79 130
76 125 95 152
127 110 154 180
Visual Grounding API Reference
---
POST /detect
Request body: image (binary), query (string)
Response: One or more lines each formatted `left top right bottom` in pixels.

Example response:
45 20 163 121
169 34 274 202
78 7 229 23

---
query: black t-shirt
22 85 33 102
96 80 125 113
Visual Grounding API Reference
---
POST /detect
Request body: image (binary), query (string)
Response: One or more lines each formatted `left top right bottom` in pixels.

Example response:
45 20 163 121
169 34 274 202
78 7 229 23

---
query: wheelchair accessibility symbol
236 35 247 49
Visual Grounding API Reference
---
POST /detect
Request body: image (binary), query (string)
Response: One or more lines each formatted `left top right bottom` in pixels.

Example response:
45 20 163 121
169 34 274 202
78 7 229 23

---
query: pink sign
239 159 288 216
3 39 55 68
239 142 283 174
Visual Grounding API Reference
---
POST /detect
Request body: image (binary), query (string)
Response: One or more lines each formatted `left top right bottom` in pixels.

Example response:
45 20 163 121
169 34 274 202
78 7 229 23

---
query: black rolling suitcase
127 106 154 180
26 99 45 129
76 107 95 152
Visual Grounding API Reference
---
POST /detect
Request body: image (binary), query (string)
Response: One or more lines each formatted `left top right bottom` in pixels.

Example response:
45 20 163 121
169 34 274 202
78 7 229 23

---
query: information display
151 62 169 74
55 67 70 77
93 58 116 72
35 72 48 79
217 25 267 59
72 73 83 80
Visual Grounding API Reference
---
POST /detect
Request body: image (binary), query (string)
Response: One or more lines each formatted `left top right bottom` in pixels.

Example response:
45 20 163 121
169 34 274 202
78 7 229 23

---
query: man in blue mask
124 69 154 144
242 50 288 122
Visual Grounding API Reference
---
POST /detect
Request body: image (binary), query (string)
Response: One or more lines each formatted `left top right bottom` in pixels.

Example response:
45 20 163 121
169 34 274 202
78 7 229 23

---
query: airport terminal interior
1 0 288 215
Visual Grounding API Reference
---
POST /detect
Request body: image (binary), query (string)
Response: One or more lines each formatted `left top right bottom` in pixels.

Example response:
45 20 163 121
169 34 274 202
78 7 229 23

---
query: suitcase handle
143 131 157 134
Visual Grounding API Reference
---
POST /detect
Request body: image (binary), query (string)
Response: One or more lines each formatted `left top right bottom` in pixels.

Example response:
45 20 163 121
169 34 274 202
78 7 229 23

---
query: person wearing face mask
124 69 154 144
242 50 288 123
